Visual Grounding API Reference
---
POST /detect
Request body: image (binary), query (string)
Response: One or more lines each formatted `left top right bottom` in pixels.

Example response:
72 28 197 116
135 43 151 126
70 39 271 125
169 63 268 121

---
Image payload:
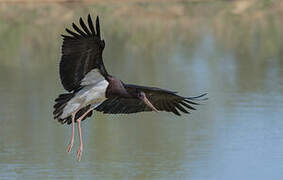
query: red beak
139 92 158 112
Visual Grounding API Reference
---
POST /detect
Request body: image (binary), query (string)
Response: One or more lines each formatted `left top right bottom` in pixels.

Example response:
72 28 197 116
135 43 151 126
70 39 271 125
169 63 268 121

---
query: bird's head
135 91 158 112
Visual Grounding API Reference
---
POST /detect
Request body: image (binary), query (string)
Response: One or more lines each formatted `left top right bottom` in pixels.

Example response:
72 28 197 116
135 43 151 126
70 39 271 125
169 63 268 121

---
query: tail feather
53 93 94 125
62 105 93 125
53 93 75 124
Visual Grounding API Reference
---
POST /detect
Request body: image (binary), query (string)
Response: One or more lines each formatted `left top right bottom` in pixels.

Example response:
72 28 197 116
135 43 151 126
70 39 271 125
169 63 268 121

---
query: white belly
60 80 109 118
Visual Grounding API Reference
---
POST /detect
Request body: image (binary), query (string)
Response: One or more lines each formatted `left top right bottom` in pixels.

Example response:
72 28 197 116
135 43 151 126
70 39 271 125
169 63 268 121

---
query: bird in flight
53 14 207 161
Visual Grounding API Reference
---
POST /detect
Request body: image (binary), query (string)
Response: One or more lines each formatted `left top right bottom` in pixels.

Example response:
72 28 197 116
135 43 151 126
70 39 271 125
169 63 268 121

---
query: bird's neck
105 77 131 98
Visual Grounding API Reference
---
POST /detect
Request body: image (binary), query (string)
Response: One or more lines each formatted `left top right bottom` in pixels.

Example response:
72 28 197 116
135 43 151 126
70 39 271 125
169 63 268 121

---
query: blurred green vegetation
0 0 282 70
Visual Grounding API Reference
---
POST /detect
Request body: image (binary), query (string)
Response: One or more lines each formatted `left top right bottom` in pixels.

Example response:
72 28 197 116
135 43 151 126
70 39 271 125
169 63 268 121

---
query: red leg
66 112 76 153
76 107 92 161
76 119 83 161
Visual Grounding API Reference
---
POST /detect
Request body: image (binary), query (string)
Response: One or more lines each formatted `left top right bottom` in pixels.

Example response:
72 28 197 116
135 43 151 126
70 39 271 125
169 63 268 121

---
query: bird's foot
66 140 74 153
77 145 83 161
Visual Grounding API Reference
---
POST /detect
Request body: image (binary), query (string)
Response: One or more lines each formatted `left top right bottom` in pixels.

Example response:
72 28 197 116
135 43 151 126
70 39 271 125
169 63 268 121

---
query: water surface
0 1 283 179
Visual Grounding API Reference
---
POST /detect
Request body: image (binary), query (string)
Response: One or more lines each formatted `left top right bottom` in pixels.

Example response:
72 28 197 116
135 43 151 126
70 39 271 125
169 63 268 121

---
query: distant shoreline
0 0 215 3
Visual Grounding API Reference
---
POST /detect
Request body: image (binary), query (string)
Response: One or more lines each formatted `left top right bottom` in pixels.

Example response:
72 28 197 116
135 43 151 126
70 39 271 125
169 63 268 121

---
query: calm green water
0 2 283 180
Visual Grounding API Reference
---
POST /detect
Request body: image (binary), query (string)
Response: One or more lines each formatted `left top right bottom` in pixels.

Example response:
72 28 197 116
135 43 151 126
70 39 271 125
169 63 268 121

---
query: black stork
53 14 207 161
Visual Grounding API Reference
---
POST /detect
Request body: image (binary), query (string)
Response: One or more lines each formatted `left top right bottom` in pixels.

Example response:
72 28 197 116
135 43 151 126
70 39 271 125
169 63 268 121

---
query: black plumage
96 84 206 116
60 15 108 92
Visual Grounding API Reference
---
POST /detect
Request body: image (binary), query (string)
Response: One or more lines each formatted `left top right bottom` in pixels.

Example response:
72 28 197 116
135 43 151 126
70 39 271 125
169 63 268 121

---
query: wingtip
61 34 67 38
186 93 208 101
87 14 96 35
96 16 101 38
87 14 92 22
79 17 83 23
96 16 100 26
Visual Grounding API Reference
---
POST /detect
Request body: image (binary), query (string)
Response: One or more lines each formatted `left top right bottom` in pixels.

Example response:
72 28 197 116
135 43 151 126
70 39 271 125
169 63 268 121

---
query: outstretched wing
96 84 207 116
60 14 109 92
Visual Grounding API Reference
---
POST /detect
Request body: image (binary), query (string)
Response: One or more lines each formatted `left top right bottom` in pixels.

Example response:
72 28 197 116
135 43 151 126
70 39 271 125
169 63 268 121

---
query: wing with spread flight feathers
60 14 108 92
95 84 207 115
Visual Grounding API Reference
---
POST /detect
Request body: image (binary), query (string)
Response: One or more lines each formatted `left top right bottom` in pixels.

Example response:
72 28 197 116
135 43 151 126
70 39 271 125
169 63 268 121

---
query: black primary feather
79 17 91 36
88 14 96 35
96 16 101 39
72 23 88 37
65 28 81 38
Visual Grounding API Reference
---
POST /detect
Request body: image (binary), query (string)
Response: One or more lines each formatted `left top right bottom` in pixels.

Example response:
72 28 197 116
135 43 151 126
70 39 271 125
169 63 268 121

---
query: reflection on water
1 1 283 179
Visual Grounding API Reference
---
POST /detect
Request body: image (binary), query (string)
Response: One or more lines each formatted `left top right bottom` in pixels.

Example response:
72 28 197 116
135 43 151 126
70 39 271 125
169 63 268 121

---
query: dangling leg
76 119 83 161
66 111 76 153
76 107 93 161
